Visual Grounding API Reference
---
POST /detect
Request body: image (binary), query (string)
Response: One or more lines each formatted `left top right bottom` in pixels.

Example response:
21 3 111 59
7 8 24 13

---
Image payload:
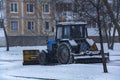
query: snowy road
0 60 23 80
0 55 120 80
0 61 11 80
0 68 7 80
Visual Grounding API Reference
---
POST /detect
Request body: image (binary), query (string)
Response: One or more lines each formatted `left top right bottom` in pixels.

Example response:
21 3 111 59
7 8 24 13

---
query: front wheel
57 43 73 64
38 50 46 65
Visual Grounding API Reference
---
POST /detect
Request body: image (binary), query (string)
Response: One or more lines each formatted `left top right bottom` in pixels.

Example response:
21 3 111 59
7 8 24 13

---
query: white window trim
27 21 35 31
43 3 50 14
10 2 18 13
26 3 35 14
10 20 19 32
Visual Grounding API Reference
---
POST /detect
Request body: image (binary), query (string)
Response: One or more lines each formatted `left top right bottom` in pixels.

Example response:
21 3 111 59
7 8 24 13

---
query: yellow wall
6 0 55 36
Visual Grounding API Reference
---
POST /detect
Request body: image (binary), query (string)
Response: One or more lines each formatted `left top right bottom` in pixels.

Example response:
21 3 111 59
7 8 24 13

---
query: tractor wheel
38 50 46 65
57 43 72 64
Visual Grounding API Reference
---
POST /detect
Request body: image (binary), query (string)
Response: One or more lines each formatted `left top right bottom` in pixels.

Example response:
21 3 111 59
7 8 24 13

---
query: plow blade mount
23 50 40 65
73 53 109 63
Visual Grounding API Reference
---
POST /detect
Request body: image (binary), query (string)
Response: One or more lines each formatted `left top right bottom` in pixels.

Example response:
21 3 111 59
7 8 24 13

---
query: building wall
6 0 22 35
6 0 55 36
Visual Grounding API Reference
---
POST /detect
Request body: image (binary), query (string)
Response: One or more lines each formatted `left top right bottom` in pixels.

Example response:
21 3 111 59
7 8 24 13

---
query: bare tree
96 0 108 73
0 0 9 51
73 0 108 73
103 0 120 49
74 0 119 50
103 0 120 42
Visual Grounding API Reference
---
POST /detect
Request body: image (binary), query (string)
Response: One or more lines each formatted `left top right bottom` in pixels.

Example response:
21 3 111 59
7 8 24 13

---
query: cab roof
57 22 87 26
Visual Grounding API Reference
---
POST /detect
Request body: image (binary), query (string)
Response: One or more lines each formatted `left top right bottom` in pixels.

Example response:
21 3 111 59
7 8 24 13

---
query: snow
4 64 120 80
87 28 99 36
87 28 118 36
86 38 94 46
69 40 78 46
57 22 87 25
0 28 5 37
0 28 6 46
57 0 74 3
0 44 120 80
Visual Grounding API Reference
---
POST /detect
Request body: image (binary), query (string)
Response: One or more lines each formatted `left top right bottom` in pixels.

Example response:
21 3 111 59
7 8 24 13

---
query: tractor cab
56 22 88 40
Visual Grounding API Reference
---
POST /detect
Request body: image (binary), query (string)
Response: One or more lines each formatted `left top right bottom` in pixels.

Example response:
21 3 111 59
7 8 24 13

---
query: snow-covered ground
0 44 120 80
87 28 118 36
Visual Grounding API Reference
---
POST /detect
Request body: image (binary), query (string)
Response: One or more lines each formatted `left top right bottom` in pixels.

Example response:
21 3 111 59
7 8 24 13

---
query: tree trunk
110 27 116 49
2 20 9 51
97 0 108 73
98 21 108 73
104 23 111 49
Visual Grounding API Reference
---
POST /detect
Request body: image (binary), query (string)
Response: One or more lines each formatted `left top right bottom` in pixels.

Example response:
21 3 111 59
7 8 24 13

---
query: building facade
5 0 55 36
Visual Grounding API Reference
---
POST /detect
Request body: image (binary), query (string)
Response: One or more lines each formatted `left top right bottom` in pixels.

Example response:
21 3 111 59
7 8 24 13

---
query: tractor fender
60 39 78 47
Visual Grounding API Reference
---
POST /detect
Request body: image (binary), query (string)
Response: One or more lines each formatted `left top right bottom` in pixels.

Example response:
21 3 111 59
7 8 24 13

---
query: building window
27 21 35 31
27 3 34 13
10 2 18 13
11 21 18 31
43 3 50 13
45 21 50 30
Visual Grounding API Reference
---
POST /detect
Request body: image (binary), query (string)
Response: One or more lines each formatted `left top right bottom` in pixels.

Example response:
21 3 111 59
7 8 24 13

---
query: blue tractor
23 22 109 65
37 22 109 65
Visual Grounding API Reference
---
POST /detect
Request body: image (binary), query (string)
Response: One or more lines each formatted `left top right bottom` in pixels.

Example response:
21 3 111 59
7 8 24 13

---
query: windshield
71 26 85 38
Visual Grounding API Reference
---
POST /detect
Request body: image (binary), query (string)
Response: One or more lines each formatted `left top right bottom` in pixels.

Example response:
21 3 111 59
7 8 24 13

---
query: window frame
27 21 35 31
26 3 34 14
43 3 50 14
10 2 18 13
10 20 19 32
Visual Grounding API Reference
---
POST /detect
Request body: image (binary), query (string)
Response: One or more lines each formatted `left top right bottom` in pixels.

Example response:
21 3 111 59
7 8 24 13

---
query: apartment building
5 0 55 36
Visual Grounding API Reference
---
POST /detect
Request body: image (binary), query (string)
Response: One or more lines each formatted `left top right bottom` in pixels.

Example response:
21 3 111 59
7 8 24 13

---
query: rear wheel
57 43 73 64
38 50 46 65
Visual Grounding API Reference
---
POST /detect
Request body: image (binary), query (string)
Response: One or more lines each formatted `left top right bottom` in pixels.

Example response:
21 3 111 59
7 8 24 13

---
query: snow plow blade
23 50 40 65
73 53 109 63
